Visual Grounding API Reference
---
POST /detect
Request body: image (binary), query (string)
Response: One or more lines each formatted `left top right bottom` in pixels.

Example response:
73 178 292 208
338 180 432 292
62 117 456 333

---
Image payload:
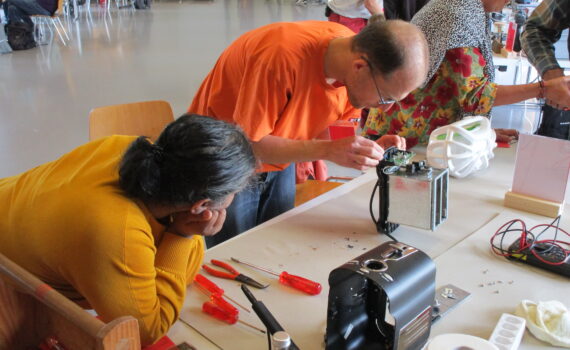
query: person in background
362 0 570 147
2 0 56 26
325 0 384 33
189 20 429 247
521 0 570 140
383 0 430 21
0 114 256 346
325 0 430 34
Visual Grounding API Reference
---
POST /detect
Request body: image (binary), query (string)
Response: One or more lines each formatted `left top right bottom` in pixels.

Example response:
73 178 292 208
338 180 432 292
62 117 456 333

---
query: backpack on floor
5 22 36 51
134 0 151 9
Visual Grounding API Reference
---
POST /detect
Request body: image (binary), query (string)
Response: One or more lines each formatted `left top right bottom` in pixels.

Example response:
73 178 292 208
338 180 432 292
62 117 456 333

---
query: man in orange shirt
190 19 429 247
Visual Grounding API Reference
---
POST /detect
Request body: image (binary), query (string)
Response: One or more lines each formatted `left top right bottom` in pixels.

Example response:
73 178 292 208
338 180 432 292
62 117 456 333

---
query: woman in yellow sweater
0 114 256 345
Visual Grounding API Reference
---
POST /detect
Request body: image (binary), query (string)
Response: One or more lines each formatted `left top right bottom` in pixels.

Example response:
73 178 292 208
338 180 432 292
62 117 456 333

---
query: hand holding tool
231 257 322 295
194 273 250 312
203 259 269 289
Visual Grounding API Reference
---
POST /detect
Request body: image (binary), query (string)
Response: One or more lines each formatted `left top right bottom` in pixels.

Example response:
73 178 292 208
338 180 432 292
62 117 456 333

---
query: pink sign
512 134 570 203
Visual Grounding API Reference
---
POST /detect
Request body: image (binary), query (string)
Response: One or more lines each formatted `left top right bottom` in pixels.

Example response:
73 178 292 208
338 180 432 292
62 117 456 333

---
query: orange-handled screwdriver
195 273 250 312
195 273 224 295
203 301 238 324
230 257 322 295
202 299 265 333
210 293 238 316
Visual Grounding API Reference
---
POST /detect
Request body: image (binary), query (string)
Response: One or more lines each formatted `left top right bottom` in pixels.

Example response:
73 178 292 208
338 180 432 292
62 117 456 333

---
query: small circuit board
385 149 415 167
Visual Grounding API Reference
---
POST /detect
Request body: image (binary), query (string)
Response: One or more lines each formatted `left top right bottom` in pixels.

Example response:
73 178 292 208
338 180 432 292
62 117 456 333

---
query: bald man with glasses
189 19 429 247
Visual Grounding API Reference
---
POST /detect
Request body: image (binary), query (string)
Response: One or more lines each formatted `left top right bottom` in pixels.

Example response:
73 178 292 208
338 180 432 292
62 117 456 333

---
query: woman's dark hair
119 114 256 206
352 19 406 77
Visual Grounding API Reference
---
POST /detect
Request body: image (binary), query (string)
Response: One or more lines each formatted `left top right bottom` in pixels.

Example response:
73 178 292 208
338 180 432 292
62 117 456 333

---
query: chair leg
46 17 54 37
32 17 40 43
32 17 50 45
56 18 70 41
63 0 71 18
51 17 69 45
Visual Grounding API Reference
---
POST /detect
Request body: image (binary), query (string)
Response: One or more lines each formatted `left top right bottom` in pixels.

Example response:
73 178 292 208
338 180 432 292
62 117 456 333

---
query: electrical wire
369 179 398 242
490 216 570 265
369 180 379 225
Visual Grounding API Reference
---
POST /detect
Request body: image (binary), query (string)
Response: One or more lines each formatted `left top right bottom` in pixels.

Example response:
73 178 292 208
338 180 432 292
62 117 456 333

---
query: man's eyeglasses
361 56 396 105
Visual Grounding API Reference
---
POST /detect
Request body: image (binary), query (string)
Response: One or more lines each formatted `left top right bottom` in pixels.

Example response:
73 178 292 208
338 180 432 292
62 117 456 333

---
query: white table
167 146 570 350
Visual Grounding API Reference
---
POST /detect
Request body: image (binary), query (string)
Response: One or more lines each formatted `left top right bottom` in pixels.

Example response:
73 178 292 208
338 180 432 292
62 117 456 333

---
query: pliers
202 259 268 289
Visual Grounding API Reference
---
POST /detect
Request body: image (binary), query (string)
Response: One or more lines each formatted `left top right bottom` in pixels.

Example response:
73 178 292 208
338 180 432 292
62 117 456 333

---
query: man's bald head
352 19 429 86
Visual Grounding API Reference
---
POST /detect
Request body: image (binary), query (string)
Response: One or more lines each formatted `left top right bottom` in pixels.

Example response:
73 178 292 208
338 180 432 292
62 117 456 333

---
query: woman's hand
168 209 227 237
494 128 519 144
376 135 406 151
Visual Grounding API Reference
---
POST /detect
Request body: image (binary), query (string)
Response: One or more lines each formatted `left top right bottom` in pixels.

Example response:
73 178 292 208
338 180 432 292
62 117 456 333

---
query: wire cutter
202 259 269 289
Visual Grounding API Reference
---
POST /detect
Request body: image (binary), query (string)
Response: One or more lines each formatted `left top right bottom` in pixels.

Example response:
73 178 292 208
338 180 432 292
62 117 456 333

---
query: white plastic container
488 313 526 350
427 116 497 178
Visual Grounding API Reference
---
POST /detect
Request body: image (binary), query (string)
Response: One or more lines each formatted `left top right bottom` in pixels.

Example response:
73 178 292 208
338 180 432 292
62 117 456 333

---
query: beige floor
0 0 328 178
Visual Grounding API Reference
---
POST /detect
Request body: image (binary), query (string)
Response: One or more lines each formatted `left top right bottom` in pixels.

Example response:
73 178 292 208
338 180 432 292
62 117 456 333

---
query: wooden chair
31 0 70 46
0 253 140 350
295 179 344 207
89 100 346 208
89 100 174 141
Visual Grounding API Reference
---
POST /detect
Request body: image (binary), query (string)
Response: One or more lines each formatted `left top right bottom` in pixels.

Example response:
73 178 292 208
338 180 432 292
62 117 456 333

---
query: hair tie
152 145 164 163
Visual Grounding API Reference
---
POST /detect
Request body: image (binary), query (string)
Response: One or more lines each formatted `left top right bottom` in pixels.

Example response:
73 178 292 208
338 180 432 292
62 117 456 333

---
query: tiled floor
0 0 330 178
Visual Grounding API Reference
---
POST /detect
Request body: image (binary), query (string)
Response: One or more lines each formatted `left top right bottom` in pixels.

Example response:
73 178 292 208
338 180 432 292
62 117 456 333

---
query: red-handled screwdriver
230 257 322 295
201 296 266 333
195 273 250 312
209 293 238 316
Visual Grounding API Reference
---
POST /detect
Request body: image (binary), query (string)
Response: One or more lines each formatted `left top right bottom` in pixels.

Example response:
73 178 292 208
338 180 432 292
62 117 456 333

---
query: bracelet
538 79 545 99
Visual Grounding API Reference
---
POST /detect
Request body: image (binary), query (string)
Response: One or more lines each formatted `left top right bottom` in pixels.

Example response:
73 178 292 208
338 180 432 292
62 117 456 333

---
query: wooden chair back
0 253 140 350
89 100 174 141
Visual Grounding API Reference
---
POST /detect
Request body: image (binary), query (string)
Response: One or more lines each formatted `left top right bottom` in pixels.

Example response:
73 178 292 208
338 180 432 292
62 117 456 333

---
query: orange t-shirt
189 21 360 172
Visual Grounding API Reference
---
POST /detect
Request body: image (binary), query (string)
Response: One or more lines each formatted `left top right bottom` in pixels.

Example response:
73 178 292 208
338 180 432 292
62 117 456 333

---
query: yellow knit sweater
0 136 204 345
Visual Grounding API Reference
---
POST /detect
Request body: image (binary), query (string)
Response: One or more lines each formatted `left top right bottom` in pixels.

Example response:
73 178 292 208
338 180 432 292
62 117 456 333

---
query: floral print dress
362 47 497 148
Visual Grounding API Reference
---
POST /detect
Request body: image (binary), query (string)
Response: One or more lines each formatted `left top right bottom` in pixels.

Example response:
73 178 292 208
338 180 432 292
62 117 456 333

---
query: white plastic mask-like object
427 116 497 178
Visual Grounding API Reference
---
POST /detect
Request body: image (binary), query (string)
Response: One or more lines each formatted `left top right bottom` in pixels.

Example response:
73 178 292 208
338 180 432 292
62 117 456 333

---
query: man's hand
325 135 385 170
494 128 519 144
376 135 406 151
543 71 570 110
168 209 227 237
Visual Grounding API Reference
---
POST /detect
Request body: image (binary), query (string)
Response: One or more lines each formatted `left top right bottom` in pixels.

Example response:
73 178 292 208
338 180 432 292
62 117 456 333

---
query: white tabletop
167 145 569 350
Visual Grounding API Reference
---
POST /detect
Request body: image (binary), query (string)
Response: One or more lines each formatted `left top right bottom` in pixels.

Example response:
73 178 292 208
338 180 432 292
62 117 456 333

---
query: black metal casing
326 242 436 350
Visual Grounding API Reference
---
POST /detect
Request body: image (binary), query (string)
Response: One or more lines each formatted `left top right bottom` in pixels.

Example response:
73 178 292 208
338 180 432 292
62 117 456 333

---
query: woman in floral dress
362 0 570 147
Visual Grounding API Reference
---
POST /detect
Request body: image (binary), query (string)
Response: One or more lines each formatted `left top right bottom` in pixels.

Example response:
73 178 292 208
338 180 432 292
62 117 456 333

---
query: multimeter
508 239 570 278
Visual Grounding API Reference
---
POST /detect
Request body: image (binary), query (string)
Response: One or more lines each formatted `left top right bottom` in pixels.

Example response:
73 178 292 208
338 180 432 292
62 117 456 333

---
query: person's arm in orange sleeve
227 50 387 171
250 77 389 171
254 134 391 171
